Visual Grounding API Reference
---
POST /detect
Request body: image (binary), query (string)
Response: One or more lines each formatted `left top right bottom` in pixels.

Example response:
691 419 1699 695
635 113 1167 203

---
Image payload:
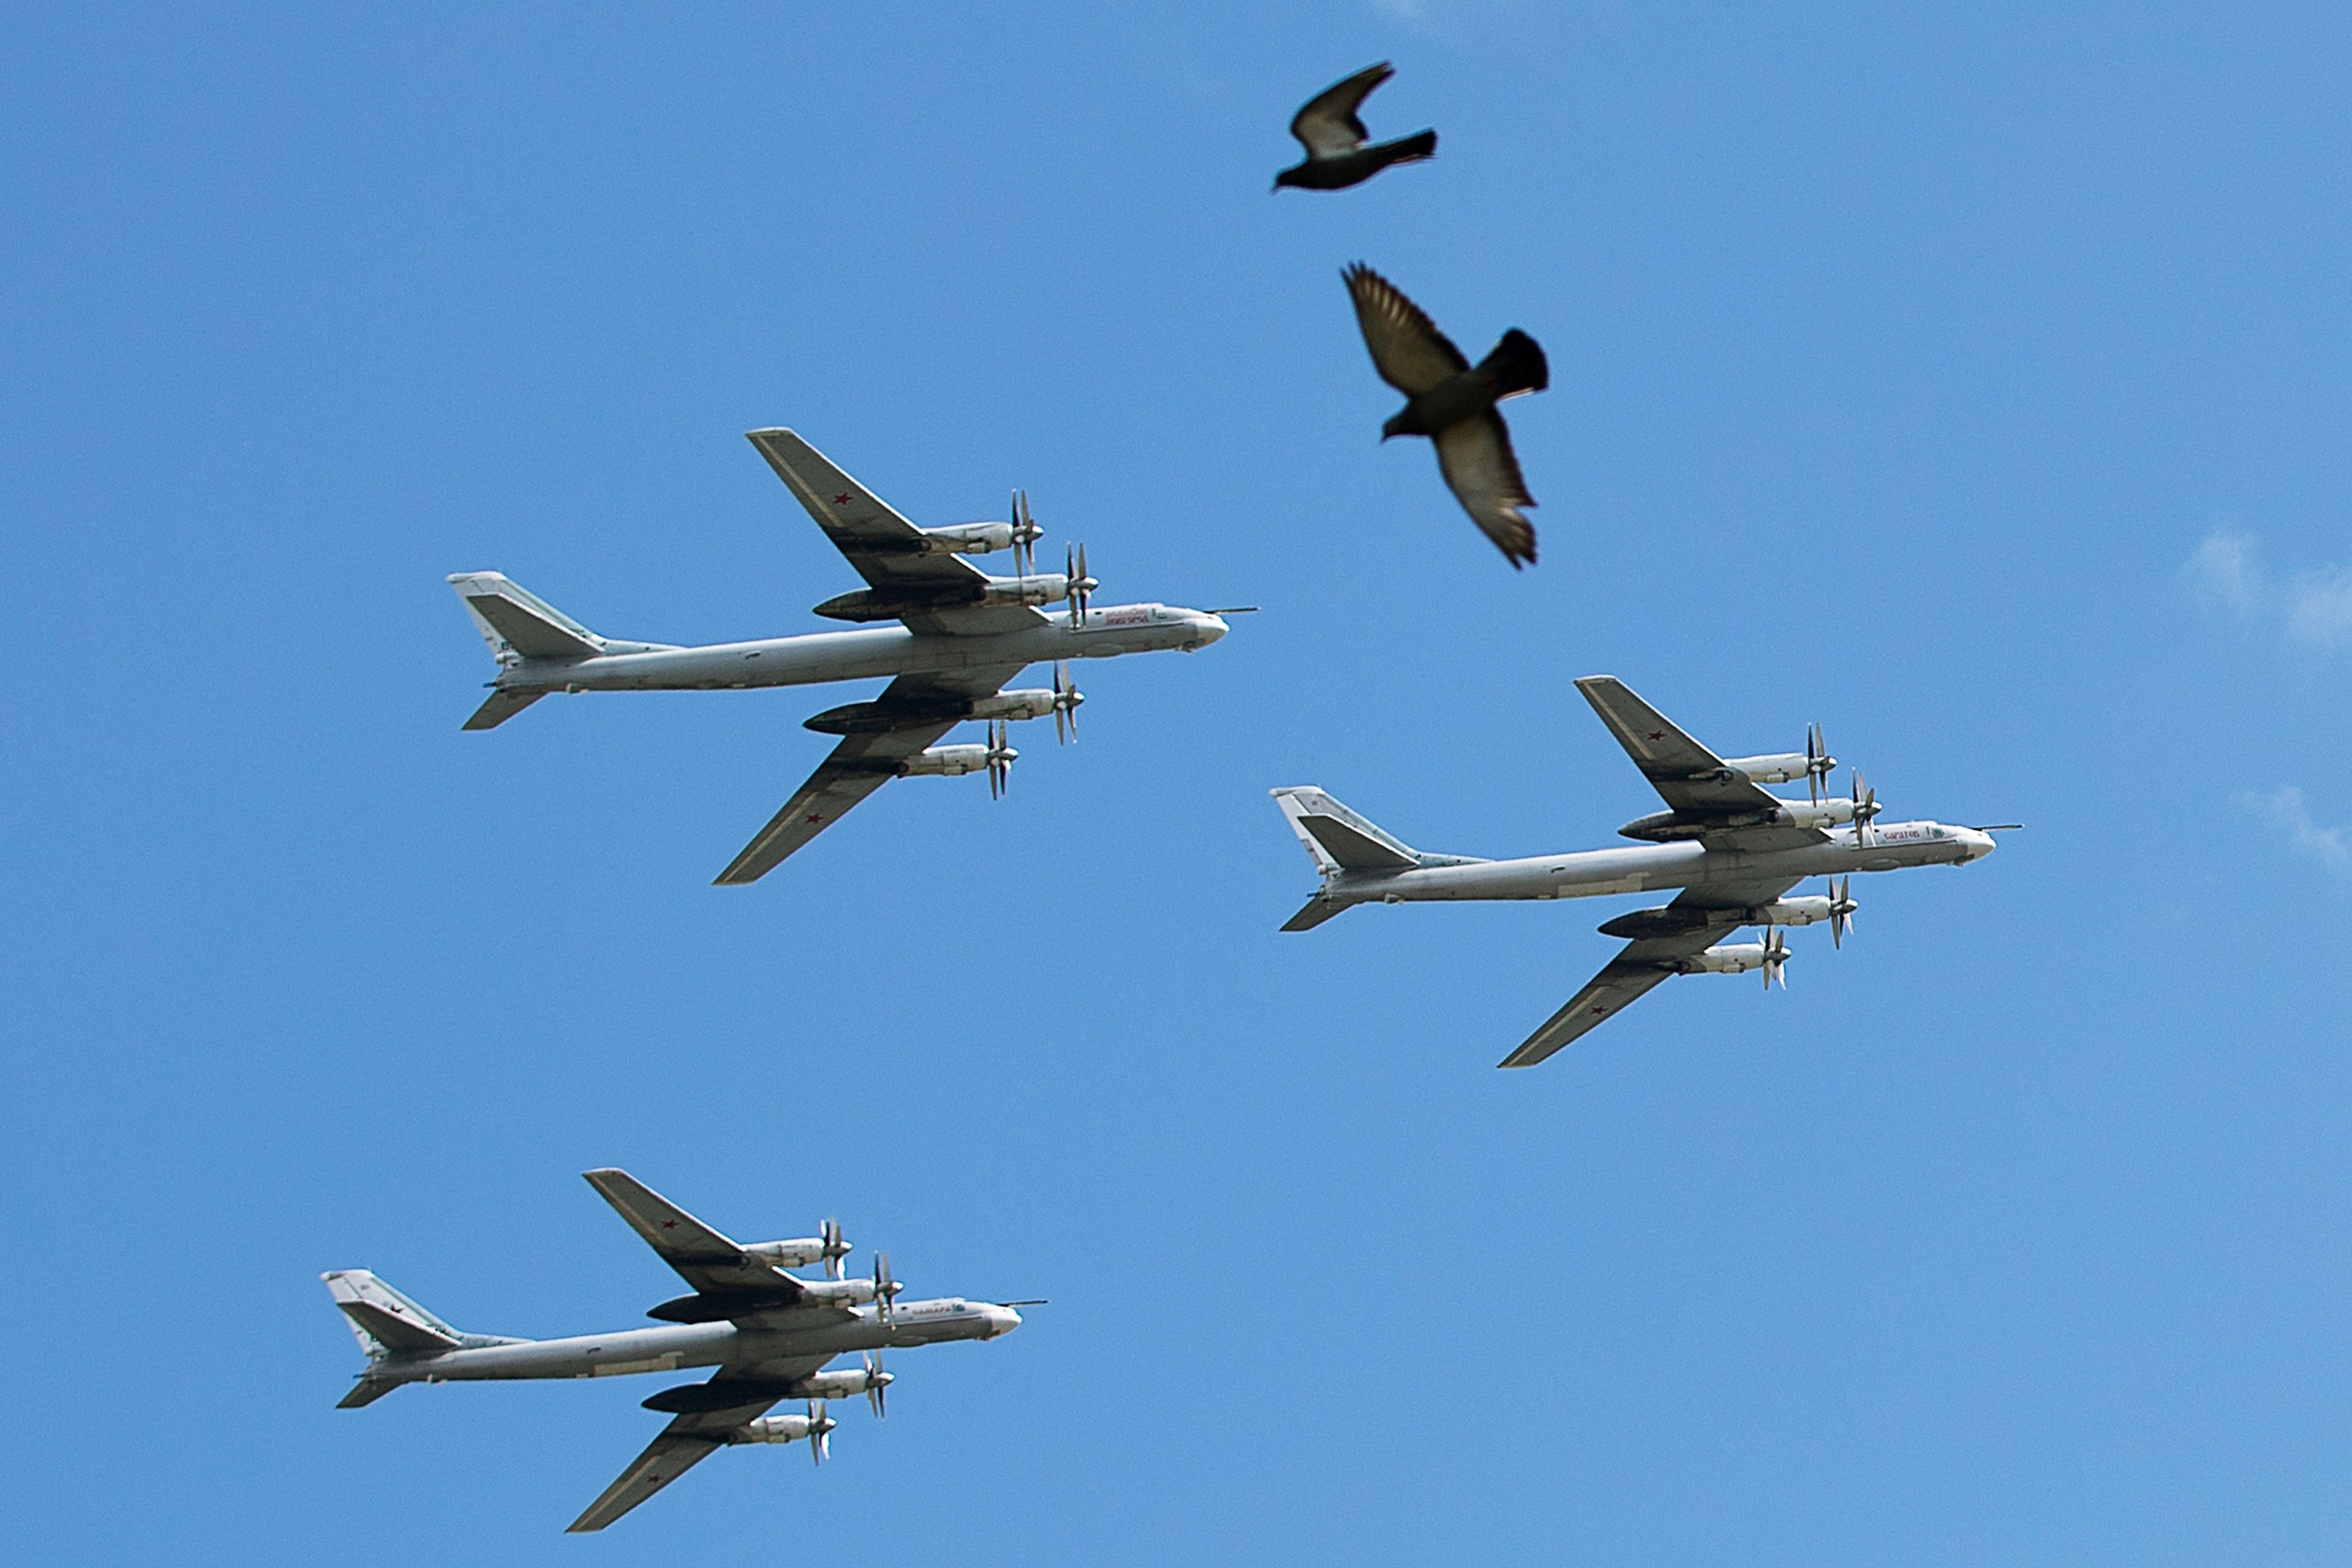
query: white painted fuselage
369 1297 1017 1392
488 603 1227 699
1325 820 1995 910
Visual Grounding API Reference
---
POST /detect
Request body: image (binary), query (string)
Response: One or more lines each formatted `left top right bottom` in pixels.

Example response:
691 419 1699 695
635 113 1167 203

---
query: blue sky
6 2 2352 1561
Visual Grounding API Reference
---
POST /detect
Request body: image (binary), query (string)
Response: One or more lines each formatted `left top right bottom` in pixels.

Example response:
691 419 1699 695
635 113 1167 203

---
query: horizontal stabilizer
462 689 543 731
447 571 603 661
336 1377 400 1409
1280 895 1351 933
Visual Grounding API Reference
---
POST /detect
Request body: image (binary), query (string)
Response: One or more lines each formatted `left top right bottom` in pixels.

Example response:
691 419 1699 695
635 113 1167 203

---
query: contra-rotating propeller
1052 662 1084 744
805 1399 834 1466
1762 927 1790 990
1009 489 1044 577
863 1351 891 1419
873 1251 900 1325
986 720 1017 800
1806 722 1836 805
1826 875 1857 949
1064 543 1096 626
820 1216 848 1280
1850 771 1880 846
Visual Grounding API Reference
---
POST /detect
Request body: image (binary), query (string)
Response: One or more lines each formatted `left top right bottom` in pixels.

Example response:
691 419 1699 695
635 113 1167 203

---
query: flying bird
1275 62 1437 192
1341 263 1548 568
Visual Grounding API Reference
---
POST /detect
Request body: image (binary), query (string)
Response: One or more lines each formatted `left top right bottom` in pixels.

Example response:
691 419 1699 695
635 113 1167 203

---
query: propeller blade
865 1351 889 1419
821 1216 845 1280
807 1400 829 1466
874 1250 896 1325
1052 662 1082 745
1806 722 1834 805
1011 488 1038 576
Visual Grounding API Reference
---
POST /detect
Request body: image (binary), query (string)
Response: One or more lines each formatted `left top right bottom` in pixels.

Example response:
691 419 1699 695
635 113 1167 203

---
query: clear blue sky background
6 3 2351 1561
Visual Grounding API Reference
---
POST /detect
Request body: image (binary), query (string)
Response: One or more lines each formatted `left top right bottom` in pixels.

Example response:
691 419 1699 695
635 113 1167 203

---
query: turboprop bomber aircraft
324 1169 1030 1532
1273 676 2010 1067
448 428 1235 882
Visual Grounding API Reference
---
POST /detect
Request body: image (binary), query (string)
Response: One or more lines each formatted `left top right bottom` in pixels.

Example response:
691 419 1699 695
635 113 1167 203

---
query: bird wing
1291 62 1393 157
1433 410 1537 567
1343 264 1469 396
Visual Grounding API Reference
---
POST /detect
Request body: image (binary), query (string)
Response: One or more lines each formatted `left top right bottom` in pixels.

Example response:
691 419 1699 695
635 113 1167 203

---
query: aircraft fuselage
372 1297 1016 1389
1330 820 1996 907
490 603 1226 697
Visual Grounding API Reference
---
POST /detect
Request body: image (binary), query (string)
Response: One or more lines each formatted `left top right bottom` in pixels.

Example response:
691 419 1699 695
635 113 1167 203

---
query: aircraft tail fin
322 1268 466 1360
1270 786 1422 875
447 571 605 662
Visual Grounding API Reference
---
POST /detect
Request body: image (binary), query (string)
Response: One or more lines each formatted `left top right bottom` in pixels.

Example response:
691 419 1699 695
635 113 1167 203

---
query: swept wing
565 1359 827 1533
714 663 1027 884
1499 877 1801 1066
1575 675 1826 852
582 1169 856 1319
747 427 1045 637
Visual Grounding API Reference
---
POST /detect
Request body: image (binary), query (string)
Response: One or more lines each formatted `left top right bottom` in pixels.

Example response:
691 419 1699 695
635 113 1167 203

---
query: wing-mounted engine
1717 725 1838 793
1617 796 1857 842
863 489 1047 560
741 1217 853 1275
1599 883 1856 944
728 1401 837 1461
1665 930 1790 987
805 673 1080 737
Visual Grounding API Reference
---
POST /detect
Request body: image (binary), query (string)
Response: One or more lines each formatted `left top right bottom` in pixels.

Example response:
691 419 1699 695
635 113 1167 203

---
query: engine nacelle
786 1366 889 1400
795 1277 880 1308
976 572 1071 608
742 1237 832 1267
807 688 1053 736
1666 941 1769 976
732 1412 830 1446
969 688 1055 723
1618 797 1857 842
897 745 993 778
1751 896 1831 927
1718 752 1812 785
917 521 1014 555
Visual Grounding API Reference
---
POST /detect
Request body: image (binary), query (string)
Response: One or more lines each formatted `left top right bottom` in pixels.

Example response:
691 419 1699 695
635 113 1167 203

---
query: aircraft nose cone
1193 613 1229 648
1964 829 1996 861
989 1306 1022 1338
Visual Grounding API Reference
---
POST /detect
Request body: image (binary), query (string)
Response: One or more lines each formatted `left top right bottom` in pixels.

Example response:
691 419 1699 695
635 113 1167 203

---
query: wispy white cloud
2240 786 2352 878
2286 567 2352 649
2184 529 2352 649
2185 529 2260 614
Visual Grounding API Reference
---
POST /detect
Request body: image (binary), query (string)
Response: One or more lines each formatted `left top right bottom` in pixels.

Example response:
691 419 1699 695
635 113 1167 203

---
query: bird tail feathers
1381 128 1438 165
1479 328 1548 399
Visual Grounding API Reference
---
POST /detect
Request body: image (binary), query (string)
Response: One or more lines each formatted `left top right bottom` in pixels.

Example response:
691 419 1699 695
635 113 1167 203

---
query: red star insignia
659 1219 677 1230
1646 730 1665 741
805 813 823 824
1590 1005 1607 1014
832 492 851 504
